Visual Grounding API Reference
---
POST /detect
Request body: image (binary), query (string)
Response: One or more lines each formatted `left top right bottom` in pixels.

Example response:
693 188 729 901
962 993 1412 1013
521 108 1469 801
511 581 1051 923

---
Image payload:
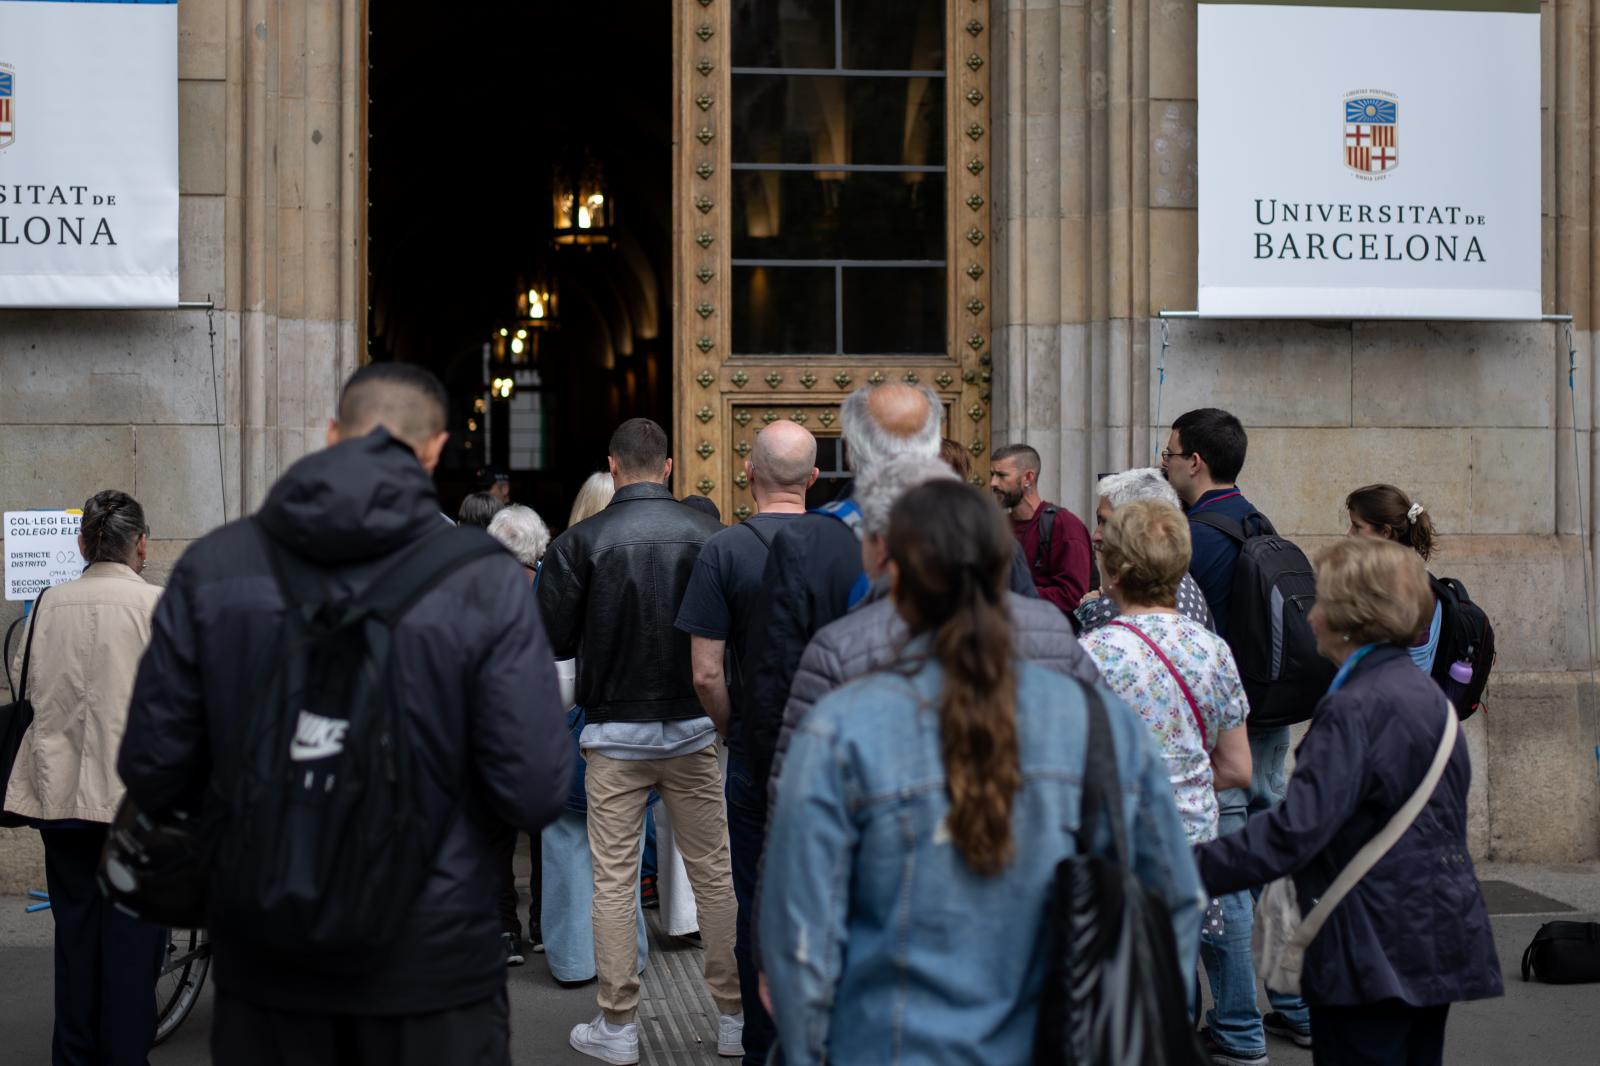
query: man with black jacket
538 417 743 1065
117 364 571 1066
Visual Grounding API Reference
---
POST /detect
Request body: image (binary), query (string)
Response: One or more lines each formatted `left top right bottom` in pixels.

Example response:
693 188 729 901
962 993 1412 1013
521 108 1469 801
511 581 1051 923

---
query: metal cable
206 301 227 523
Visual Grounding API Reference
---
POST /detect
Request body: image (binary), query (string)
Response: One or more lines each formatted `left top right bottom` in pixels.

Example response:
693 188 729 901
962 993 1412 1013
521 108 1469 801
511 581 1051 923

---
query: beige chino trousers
584 746 741 1025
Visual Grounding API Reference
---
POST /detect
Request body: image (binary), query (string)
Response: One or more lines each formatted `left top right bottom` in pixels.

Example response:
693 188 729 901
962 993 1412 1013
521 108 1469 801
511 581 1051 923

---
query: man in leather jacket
538 418 744 1064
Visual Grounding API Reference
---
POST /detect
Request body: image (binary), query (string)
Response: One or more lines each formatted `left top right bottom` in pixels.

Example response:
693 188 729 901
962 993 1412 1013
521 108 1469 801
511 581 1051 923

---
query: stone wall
0 1 363 885
0 0 362 616
988 0 1600 861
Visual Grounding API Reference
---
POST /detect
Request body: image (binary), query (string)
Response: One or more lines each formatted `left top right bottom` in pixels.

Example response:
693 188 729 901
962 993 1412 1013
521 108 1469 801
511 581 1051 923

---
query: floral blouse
1081 613 1248 843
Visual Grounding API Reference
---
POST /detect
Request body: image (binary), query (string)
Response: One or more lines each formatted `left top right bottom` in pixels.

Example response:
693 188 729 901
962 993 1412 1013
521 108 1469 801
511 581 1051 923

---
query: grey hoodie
768 586 1101 809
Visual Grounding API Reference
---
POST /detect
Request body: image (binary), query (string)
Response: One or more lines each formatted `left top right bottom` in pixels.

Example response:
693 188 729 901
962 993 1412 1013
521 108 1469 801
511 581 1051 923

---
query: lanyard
1189 489 1242 514
1329 643 1379 692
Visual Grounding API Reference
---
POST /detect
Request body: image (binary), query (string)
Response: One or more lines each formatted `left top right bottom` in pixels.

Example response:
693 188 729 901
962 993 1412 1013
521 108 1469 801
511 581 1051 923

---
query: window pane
733 171 945 260
732 75 943 167
842 0 945 71
732 0 834 68
732 266 836 354
841 267 945 354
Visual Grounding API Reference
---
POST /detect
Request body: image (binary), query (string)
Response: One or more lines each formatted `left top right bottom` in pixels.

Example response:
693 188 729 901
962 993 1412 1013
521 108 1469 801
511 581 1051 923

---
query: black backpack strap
1035 505 1057 570
1189 511 1248 543
739 518 777 553
14 586 48 702
256 520 506 624
357 528 507 624
1074 683 1128 868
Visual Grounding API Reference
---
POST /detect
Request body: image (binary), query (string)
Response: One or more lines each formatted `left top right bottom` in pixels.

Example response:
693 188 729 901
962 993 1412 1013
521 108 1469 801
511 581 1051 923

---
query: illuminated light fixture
510 336 525 356
514 270 560 331
490 376 515 399
499 327 509 337
552 152 614 249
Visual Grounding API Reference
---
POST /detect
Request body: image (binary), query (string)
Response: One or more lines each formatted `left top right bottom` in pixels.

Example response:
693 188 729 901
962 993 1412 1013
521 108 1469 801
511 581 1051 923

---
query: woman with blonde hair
1195 538 1501 1066
540 471 650 983
568 471 616 529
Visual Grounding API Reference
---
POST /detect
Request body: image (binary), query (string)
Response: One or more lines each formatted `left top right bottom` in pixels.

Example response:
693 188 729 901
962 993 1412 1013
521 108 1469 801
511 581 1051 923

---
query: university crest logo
1343 92 1397 178
0 65 14 150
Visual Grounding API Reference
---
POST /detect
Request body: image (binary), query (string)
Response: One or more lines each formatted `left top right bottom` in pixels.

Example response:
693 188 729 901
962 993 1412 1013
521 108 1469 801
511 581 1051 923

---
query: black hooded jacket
118 430 571 1014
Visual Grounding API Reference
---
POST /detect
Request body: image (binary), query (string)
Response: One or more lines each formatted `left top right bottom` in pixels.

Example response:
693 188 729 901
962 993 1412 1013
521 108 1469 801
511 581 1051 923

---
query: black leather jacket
538 482 722 724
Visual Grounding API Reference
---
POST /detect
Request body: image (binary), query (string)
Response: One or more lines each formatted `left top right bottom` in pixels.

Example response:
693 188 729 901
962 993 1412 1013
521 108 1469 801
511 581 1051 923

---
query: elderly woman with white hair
1076 467 1214 633
481 503 557 965
487 504 551 583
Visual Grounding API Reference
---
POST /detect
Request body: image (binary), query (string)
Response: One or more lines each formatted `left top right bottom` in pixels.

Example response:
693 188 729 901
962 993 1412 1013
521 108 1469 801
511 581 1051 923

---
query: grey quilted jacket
767 589 1101 807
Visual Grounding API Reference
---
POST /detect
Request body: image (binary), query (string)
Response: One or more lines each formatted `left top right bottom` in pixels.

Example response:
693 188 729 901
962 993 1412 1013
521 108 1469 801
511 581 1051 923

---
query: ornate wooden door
672 0 994 518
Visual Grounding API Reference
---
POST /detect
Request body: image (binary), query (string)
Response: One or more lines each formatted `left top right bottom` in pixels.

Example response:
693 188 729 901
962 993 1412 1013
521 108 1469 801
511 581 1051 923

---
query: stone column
992 0 1151 516
233 0 363 512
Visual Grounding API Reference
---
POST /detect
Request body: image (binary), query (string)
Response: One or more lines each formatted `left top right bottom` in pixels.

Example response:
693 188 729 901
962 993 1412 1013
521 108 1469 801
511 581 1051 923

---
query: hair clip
1406 502 1424 522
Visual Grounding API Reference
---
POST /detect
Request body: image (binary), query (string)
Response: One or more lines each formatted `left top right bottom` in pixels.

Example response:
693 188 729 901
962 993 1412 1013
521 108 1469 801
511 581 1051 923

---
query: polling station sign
0 0 178 307
1197 0 1541 319
5 510 83 601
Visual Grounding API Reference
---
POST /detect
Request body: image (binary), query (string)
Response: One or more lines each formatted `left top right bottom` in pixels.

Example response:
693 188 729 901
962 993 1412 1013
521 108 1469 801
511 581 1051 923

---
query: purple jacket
1194 645 1502 1007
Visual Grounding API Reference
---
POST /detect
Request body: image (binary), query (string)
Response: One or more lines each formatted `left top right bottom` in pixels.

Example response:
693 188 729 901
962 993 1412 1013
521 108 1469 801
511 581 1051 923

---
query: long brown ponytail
886 480 1021 876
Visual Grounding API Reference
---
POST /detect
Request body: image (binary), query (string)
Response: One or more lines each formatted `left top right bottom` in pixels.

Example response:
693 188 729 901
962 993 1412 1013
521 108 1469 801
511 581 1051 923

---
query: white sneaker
717 1011 745 1058
569 1014 640 1065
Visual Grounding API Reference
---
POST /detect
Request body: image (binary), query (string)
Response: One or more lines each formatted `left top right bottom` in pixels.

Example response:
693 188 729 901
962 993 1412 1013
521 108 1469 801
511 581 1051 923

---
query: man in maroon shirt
990 444 1093 614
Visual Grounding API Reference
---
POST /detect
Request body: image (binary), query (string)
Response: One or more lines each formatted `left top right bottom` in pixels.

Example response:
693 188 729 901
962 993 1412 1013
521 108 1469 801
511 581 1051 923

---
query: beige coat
4 563 163 823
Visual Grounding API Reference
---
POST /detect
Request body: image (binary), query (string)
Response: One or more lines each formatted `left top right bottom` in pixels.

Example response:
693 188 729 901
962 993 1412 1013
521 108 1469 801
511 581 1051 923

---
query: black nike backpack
1190 511 1334 729
208 521 504 963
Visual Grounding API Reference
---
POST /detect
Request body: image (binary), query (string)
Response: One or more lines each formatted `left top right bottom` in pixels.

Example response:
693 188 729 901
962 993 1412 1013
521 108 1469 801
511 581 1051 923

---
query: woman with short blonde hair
1096 498 1193 608
568 472 616 529
1314 536 1434 647
1195 537 1501 1065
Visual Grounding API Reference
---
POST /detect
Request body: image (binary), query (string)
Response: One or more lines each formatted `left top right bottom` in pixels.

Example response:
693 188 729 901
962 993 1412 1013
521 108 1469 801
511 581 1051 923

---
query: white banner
1198 0 1541 319
0 0 178 307
4 510 83 602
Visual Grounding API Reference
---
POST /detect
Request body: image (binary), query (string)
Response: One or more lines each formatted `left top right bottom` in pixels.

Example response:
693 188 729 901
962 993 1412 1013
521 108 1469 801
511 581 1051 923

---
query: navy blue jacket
119 431 571 1014
1185 487 1259 638
1194 645 1502 1008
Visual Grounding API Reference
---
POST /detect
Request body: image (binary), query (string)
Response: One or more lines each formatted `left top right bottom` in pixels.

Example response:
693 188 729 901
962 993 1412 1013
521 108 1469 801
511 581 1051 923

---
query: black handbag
1033 684 1206 1066
1521 921 1600 984
0 589 46 829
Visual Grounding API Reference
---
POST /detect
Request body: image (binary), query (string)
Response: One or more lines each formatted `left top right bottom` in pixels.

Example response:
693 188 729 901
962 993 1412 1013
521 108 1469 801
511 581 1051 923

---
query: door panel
674 0 993 518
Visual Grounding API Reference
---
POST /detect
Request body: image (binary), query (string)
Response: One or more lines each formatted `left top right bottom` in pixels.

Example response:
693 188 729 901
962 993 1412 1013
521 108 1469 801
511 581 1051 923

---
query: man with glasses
1161 407 1312 1065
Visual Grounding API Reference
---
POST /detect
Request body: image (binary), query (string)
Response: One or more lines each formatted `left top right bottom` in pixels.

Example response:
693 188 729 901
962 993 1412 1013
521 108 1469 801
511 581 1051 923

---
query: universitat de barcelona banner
1198 0 1541 319
0 0 178 307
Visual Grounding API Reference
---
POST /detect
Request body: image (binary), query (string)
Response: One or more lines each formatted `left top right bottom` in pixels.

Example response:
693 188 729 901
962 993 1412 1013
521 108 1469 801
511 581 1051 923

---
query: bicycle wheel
154 927 211 1046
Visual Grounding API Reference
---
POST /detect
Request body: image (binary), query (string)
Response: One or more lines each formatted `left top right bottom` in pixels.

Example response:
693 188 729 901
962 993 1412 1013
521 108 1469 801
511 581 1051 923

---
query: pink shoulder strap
1107 619 1209 747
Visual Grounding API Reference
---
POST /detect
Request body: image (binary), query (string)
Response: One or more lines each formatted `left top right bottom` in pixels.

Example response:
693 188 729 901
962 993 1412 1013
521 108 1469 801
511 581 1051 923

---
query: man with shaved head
120 362 570 1064
673 419 817 1063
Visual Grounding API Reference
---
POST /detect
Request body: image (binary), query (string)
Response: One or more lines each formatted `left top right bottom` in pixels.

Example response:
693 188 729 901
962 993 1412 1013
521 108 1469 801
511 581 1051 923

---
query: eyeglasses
1159 449 1195 463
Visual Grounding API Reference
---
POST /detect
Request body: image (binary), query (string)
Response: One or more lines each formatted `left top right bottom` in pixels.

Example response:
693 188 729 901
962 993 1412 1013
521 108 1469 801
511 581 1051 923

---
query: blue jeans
1200 726 1311 1054
725 754 776 1065
541 810 649 983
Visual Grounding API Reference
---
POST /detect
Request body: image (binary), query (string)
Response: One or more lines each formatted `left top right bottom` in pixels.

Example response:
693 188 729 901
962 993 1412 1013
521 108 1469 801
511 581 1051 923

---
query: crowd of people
0 363 1506 1066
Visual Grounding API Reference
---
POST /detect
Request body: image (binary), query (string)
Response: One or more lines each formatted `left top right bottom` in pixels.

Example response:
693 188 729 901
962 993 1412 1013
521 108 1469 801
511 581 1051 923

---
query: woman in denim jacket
759 481 1205 1066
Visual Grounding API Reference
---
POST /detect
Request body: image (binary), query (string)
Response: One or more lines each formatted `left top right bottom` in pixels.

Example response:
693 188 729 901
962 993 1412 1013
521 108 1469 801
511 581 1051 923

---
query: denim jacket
760 657 1205 1066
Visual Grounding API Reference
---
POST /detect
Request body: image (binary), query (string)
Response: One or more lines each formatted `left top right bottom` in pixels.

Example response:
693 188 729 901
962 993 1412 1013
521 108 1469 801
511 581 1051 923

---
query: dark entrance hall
366 4 673 526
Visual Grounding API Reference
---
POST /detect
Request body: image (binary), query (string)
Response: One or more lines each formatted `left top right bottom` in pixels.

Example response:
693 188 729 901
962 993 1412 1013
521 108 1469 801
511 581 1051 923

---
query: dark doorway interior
367 5 672 529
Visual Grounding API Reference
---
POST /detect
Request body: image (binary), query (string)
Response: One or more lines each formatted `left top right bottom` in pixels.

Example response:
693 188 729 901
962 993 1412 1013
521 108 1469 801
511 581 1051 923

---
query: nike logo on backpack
290 710 350 761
